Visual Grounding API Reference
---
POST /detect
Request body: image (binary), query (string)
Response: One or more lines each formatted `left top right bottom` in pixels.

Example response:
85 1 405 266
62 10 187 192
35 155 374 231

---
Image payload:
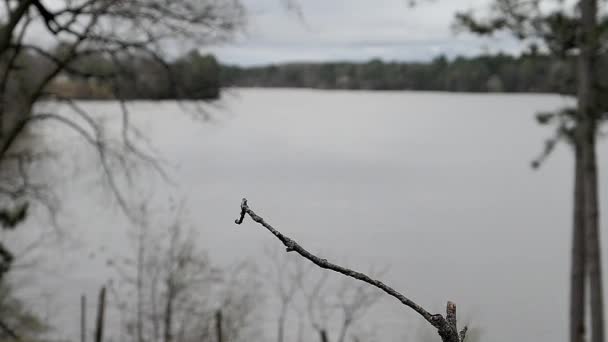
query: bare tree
264 243 384 342
211 261 263 342
159 217 215 342
299 267 332 342
235 199 468 342
0 277 46 341
109 201 262 342
334 274 383 342
296 262 383 342
0 2 244 336
264 246 306 342
110 204 215 342
0 0 245 279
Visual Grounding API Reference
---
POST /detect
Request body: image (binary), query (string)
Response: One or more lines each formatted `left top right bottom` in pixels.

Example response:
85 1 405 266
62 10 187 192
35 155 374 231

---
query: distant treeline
48 49 221 100
220 53 587 93
48 51 603 98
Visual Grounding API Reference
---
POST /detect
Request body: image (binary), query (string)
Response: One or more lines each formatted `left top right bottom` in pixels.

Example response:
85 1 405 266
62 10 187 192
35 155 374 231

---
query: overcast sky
206 0 522 66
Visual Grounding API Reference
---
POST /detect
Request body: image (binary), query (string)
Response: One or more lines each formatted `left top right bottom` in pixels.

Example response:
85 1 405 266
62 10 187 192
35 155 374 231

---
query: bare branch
0 241 14 278
0 318 21 341
234 198 467 342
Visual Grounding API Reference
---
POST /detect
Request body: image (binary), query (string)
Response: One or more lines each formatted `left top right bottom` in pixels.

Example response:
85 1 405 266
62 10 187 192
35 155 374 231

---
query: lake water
12 89 606 342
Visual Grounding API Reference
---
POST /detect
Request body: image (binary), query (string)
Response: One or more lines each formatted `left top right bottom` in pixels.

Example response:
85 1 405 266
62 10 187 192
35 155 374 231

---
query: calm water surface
17 89 606 342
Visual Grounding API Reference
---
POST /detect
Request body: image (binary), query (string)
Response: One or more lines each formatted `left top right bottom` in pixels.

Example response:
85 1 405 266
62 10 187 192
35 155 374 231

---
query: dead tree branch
234 198 468 342
0 318 21 341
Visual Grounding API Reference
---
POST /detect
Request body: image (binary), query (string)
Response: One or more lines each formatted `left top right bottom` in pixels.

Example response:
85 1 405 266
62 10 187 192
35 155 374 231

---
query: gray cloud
205 0 522 65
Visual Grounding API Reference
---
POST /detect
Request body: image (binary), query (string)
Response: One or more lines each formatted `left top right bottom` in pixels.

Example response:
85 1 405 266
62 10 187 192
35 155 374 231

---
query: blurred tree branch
0 0 245 282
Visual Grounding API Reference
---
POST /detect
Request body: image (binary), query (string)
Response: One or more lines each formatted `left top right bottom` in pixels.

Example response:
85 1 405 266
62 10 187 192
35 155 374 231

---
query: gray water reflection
19 89 601 342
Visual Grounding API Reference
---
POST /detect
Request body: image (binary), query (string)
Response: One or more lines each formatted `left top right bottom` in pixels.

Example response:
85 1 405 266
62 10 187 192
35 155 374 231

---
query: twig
234 198 467 342
0 319 21 341
0 241 14 279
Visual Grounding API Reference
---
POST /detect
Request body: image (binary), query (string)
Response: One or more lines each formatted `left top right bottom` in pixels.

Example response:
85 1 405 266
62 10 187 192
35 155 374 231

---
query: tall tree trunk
164 282 174 342
296 314 304 342
215 310 223 342
336 320 351 342
137 228 145 342
95 287 106 342
81 295 87 342
584 131 603 342
319 329 329 342
583 131 604 342
578 1 604 342
151 271 160 342
277 305 287 342
570 144 586 342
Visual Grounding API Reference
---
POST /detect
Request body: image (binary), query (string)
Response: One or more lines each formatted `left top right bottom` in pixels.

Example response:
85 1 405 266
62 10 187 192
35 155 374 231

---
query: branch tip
446 301 457 330
234 198 248 224
459 326 468 342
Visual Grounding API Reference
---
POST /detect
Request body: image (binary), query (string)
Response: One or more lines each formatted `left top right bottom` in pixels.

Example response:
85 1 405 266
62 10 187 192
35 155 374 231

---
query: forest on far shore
47 50 606 100
220 52 600 94
48 49 223 100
